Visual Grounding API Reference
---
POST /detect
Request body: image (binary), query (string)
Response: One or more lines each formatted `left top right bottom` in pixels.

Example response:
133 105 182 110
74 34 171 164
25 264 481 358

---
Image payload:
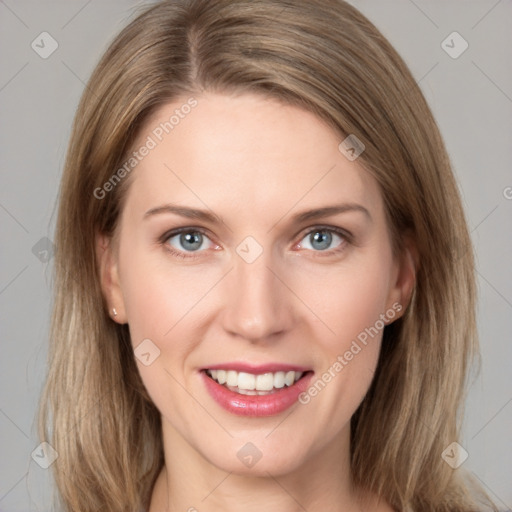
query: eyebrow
143 203 371 224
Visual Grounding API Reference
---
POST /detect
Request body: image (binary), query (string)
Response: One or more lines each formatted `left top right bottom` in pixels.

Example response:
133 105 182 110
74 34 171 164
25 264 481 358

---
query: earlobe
95 231 127 324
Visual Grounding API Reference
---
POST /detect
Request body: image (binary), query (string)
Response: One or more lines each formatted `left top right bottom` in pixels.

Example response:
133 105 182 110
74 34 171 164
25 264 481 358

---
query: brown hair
38 1 497 511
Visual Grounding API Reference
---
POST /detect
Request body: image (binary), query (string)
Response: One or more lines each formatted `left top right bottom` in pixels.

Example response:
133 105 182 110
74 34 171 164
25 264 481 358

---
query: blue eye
160 225 350 260
299 228 345 252
165 229 214 254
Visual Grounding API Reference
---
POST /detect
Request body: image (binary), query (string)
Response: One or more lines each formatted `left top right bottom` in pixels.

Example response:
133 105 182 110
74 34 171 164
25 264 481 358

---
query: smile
201 366 314 417
206 369 304 395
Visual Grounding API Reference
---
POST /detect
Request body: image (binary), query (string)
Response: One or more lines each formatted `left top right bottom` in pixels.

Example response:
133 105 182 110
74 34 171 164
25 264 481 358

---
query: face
97 91 414 476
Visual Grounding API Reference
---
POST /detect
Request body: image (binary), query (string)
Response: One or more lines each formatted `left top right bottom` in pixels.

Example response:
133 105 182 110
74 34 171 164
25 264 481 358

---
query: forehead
121 92 382 225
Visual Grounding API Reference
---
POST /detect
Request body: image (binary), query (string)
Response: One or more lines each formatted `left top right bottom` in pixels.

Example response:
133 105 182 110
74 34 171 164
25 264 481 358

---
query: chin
213 450 305 477
198 434 312 477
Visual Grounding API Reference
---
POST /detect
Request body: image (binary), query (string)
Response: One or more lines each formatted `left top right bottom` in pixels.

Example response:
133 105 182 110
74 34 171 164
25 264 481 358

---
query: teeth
284 371 296 386
226 370 237 386
274 371 285 389
256 373 274 391
238 372 255 390
206 369 304 391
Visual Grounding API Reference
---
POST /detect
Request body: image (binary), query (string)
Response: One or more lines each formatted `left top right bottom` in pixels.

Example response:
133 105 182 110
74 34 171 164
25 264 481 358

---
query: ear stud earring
112 308 118 317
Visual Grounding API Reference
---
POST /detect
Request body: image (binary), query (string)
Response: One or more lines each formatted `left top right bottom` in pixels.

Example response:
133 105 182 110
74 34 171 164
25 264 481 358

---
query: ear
385 236 418 323
96 231 127 324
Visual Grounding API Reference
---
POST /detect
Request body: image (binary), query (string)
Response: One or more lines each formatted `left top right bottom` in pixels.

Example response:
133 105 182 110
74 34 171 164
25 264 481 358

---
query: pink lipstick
200 363 314 417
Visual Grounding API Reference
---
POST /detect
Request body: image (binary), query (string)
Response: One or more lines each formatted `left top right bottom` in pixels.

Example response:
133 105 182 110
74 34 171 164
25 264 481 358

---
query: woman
37 1 498 511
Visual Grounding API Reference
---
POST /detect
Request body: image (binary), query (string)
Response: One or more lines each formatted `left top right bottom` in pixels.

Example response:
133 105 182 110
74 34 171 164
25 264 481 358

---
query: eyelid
159 224 353 259
159 225 212 240
295 224 353 243
158 226 218 253
293 225 352 255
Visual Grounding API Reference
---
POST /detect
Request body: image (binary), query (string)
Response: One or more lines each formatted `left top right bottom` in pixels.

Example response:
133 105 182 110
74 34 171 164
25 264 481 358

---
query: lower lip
201 371 314 417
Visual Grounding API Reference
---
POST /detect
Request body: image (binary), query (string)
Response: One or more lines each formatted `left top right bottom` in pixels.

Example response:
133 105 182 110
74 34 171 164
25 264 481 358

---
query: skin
97 91 416 512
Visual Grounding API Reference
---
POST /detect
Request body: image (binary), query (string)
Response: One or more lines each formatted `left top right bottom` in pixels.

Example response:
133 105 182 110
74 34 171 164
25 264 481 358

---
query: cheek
294 257 393 429
118 245 225 409
119 243 213 345
292 252 394 352
118 245 206 417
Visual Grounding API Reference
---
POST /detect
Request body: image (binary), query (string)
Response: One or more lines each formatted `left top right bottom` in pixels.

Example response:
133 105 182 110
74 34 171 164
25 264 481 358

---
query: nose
220 247 295 343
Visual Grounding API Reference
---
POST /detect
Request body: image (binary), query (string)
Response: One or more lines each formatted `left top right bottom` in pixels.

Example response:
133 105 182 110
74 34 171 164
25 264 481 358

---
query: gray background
1 1 511 510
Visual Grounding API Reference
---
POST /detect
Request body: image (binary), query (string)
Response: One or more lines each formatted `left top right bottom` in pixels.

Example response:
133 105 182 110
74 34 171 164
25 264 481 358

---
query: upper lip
202 362 313 374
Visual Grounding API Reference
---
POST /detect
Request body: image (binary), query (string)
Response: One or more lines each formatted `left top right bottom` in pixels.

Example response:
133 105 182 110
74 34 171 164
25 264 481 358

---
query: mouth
200 366 314 417
203 368 309 395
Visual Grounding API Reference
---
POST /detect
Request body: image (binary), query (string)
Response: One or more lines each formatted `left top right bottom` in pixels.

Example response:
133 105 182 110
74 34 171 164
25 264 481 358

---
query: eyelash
158 225 353 260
